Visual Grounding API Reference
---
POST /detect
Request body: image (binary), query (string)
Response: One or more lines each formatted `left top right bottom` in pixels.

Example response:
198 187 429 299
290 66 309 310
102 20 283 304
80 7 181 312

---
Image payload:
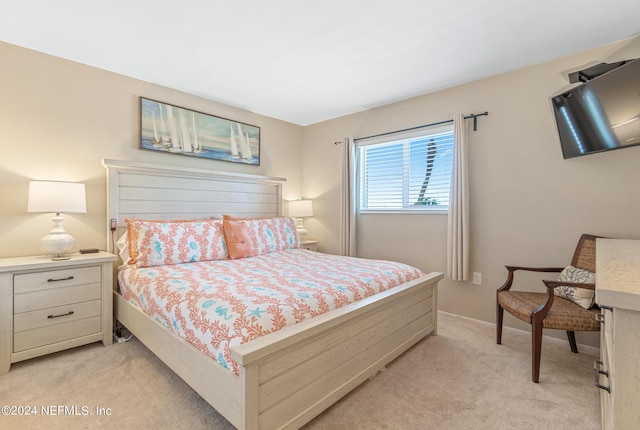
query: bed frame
102 159 443 430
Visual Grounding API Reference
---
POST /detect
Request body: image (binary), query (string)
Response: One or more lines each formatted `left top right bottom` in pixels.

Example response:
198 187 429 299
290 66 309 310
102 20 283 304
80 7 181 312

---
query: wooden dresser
595 238 640 430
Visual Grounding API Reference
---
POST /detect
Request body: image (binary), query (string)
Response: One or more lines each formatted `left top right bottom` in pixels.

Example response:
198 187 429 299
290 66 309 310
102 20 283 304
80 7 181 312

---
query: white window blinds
358 125 453 212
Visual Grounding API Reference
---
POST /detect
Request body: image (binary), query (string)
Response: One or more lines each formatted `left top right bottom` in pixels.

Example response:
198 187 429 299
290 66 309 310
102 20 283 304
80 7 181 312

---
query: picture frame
139 97 260 165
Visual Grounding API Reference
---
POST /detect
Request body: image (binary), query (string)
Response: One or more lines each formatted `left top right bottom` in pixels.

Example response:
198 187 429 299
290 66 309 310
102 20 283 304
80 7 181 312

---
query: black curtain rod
353 111 488 143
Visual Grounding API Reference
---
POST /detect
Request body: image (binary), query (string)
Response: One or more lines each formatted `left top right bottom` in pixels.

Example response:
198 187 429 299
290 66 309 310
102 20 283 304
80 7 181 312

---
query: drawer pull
47 275 75 282
593 360 611 393
47 311 74 319
596 306 613 324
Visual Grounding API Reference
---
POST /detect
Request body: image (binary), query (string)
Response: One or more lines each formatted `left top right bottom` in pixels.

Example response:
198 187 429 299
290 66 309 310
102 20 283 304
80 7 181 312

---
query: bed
102 159 443 430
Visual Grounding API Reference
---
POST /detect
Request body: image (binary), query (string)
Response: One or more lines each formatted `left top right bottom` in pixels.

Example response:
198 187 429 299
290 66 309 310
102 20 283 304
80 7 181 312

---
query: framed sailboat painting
139 97 260 165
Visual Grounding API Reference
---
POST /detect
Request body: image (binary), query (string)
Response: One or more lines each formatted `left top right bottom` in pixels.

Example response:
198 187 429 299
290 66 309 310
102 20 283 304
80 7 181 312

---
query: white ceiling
1 1 639 125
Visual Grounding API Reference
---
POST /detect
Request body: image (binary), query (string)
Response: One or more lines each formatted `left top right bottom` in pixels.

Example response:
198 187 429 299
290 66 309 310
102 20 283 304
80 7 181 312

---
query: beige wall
3 37 640 347
0 42 304 258
303 37 640 347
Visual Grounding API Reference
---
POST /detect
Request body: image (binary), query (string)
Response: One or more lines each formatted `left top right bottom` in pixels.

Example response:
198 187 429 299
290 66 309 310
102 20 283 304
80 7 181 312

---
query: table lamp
288 199 313 238
27 181 87 260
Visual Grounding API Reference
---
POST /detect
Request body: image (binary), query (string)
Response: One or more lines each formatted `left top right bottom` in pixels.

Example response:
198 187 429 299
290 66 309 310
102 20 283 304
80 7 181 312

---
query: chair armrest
542 280 596 291
532 281 596 319
505 266 565 273
498 266 565 293
532 286 556 321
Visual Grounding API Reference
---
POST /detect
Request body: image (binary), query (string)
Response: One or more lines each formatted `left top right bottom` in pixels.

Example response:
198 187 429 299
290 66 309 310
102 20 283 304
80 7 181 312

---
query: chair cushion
554 265 596 309
498 291 600 331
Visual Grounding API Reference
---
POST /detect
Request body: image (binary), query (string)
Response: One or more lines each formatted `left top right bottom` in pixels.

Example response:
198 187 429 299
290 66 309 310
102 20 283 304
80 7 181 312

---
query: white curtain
340 137 357 256
446 113 470 281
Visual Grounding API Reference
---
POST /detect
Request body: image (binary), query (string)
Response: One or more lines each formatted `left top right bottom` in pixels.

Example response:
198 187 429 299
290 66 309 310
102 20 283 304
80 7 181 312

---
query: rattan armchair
496 234 602 383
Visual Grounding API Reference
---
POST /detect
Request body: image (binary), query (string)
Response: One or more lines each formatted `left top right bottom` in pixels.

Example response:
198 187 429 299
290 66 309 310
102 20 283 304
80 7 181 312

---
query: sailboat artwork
229 123 254 160
139 97 260 165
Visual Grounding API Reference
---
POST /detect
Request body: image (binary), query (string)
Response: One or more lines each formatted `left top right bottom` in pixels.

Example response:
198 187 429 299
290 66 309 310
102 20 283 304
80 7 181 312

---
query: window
358 126 453 212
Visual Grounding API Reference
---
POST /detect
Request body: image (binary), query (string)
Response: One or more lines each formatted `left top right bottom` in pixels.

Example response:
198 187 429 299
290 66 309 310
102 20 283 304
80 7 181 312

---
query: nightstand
302 240 319 252
0 252 117 374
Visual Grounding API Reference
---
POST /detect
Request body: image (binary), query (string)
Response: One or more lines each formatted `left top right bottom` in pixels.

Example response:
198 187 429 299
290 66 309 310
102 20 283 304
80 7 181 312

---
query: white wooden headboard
101 159 285 253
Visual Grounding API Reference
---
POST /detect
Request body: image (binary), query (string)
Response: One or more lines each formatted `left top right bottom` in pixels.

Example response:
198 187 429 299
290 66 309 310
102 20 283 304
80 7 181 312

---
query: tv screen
551 59 640 159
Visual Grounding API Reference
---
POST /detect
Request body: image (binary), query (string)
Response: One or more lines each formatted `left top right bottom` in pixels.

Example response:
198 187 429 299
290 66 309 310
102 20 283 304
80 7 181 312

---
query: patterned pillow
222 215 302 259
554 265 596 309
126 219 228 267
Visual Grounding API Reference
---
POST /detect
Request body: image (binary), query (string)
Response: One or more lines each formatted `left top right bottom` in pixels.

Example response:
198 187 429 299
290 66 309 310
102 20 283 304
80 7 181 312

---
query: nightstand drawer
14 299 101 332
13 283 101 314
302 240 319 251
13 266 101 294
14 315 102 353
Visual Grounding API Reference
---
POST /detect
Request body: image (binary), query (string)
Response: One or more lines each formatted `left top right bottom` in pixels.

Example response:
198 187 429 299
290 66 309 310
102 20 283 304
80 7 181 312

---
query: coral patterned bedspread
117 248 425 375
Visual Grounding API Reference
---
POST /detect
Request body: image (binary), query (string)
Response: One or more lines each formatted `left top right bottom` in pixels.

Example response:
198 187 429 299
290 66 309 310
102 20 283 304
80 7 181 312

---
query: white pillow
554 265 596 309
116 231 130 265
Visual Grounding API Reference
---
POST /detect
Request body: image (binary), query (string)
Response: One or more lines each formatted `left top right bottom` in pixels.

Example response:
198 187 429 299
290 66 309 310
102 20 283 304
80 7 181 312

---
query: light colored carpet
0 312 600 429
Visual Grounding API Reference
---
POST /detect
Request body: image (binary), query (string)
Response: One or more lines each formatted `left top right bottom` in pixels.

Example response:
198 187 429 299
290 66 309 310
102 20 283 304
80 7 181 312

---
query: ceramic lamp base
293 217 308 239
41 214 75 260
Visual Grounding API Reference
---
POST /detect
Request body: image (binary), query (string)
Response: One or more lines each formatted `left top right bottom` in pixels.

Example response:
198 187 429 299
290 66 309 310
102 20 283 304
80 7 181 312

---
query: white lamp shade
28 181 87 214
288 200 313 218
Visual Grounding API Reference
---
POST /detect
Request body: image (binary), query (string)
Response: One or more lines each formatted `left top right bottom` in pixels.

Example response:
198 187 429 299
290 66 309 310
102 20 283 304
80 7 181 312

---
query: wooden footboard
233 272 441 430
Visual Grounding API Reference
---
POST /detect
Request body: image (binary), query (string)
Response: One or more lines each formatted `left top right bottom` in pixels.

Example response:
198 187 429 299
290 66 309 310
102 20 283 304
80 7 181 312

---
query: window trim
356 124 453 215
358 208 449 215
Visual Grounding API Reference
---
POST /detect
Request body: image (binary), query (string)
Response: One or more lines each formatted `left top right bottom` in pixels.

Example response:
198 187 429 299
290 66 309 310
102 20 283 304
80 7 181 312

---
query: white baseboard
438 310 600 357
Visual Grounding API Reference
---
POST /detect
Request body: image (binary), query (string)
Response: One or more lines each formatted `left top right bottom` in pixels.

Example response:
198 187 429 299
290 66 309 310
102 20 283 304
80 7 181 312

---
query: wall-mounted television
551 59 640 159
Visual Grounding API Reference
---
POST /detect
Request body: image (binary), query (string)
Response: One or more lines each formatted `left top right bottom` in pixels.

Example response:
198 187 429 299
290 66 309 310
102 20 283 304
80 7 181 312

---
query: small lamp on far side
27 181 87 260
288 199 313 239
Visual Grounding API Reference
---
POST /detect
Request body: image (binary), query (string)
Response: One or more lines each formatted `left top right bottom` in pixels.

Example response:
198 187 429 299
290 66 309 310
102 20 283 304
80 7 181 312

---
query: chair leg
566 331 578 353
497 303 504 345
532 322 543 383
